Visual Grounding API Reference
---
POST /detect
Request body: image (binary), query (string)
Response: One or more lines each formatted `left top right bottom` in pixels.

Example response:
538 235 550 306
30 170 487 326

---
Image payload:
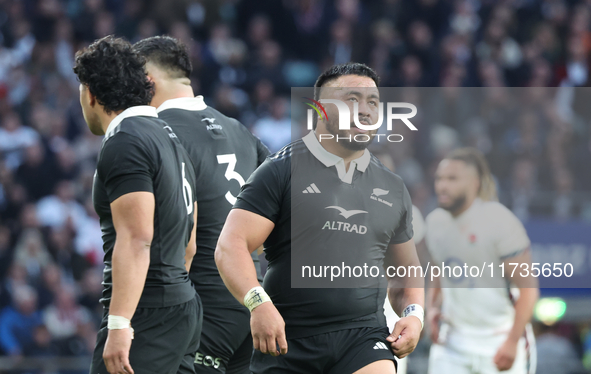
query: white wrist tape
243 286 272 312
403 304 424 330
107 315 134 339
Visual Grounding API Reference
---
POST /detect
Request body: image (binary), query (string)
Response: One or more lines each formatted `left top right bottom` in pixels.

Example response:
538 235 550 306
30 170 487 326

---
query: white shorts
428 340 528 374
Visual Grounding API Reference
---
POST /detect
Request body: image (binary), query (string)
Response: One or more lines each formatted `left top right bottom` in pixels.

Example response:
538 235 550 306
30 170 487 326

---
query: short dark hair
133 36 192 79
312 62 380 129
73 35 154 114
314 62 380 101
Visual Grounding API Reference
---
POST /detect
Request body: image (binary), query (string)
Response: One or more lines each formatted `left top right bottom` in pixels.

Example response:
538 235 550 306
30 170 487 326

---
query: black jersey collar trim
156 96 207 113
105 106 157 138
302 131 371 172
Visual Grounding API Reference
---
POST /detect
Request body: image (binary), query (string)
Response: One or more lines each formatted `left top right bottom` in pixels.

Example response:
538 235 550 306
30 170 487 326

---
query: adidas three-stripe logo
302 183 321 194
373 342 388 350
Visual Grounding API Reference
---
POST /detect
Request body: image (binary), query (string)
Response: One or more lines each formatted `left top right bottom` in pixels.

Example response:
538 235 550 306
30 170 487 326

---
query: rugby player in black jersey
134 36 269 374
74 36 200 374
216 63 424 374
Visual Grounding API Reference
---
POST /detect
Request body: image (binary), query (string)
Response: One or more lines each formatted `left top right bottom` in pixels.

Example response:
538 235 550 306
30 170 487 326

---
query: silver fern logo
371 188 392 207
372 188 389 197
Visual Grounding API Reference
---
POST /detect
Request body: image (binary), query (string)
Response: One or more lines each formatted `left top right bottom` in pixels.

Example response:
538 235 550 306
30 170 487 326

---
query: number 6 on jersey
217 154 246 205
182 162 194 215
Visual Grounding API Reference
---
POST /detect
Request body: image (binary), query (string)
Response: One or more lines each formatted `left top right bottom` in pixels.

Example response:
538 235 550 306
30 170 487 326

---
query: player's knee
353 360 397 374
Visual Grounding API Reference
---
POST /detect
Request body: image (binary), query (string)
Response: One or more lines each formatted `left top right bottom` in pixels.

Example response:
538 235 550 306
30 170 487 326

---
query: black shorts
250 326 397 374
194 297 252 374
90 295 203 374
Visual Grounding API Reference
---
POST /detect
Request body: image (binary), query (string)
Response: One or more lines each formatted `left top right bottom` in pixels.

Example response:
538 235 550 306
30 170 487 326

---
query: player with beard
215 62 424 374
426 148 538 374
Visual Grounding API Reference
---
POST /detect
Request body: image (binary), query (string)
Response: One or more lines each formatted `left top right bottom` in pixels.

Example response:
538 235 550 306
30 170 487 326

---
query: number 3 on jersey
182 162 194 215
217 154 246 205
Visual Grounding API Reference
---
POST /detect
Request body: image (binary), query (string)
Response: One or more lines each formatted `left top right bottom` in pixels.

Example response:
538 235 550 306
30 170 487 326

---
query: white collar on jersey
302 131 371 184
104 105 158 139
156 96 207 113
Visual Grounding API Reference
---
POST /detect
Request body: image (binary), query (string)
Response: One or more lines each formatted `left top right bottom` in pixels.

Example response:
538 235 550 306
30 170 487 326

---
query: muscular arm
415 238 431 269
109 191 154 319
215 208 274 303
426 273 442 343
426 274 442 311
385 238 425 358
216 208 287 356
421 239 442 341
386 239 424 315
505 248 539 343
494 248 539 371
101 191 154 374
184 202 198 272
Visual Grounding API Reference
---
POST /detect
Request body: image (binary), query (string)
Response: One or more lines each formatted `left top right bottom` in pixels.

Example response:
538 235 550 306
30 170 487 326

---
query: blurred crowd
0 0 590 370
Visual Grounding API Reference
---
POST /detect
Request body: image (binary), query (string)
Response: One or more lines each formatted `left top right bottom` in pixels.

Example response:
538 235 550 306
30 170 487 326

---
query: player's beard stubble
439 192 467 214
324 115 378 151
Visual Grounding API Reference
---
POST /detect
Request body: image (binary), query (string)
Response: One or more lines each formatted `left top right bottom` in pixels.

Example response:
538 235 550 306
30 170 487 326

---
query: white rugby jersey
425 199 530 355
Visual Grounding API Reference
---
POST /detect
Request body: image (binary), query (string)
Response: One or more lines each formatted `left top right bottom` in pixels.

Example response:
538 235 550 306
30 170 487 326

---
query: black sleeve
233 158 284 223
389 182 414 244
97 133 154 203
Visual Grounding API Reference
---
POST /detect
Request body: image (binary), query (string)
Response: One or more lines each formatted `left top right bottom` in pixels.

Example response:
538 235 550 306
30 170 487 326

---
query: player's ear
146 74 157 95
80 84 96 108
87 89 96 107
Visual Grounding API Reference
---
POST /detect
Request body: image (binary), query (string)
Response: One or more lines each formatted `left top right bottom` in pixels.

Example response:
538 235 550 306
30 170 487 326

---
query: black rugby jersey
234 131 413 338
93 106 196 308
157 97 268 304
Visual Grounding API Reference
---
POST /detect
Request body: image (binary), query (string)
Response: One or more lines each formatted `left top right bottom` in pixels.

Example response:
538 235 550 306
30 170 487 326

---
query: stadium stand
0 0 590 372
